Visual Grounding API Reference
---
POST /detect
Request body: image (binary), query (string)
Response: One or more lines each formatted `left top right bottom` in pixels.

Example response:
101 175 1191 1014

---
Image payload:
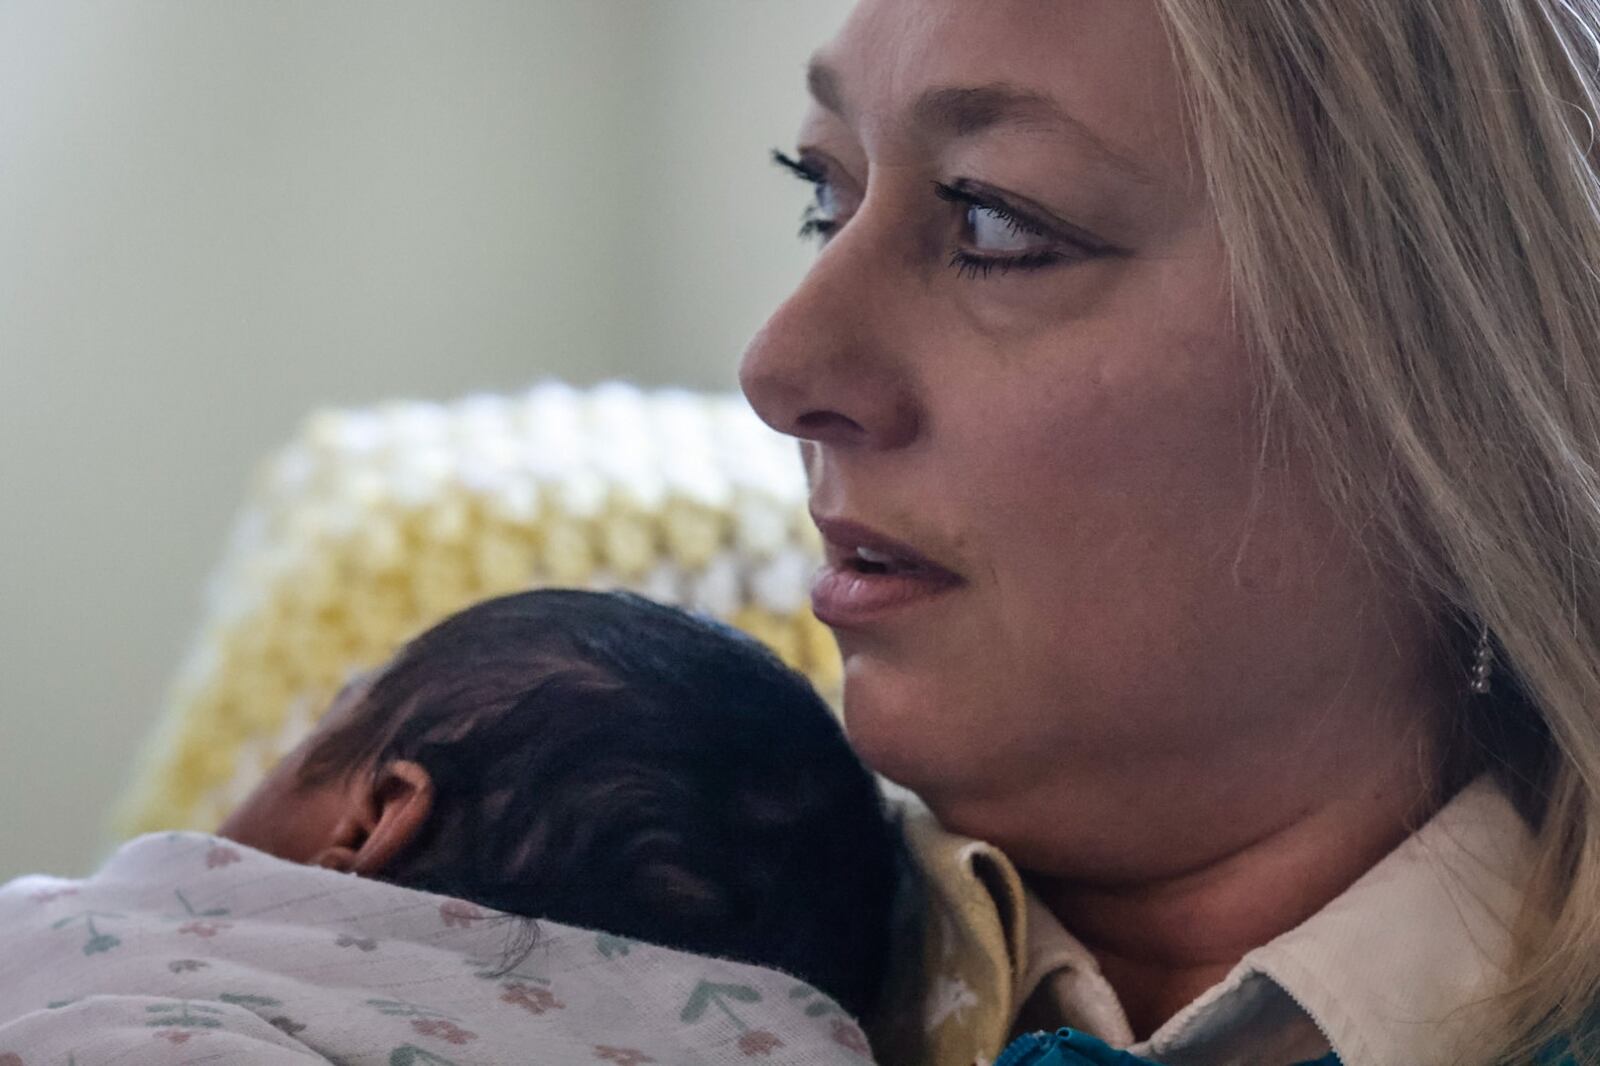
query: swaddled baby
220 588 898 1013
0 590 898 1065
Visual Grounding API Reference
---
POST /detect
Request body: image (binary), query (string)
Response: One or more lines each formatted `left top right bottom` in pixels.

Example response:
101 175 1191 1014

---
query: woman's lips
810 564 963 628
809 516 964 628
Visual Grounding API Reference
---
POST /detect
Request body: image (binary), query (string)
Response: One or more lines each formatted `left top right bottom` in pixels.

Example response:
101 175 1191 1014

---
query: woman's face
740 0 1444 878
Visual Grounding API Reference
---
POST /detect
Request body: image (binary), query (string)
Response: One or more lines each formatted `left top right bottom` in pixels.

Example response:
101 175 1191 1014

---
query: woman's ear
310 760 434 877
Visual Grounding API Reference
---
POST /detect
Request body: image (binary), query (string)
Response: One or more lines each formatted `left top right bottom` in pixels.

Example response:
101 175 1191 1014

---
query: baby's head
219 589 898 1019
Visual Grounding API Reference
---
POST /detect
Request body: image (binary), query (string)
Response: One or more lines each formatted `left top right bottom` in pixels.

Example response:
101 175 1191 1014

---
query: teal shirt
995 1029 1340 1066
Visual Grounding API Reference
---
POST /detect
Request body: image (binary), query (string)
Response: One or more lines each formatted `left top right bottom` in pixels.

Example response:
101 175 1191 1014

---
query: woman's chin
838 656 987 801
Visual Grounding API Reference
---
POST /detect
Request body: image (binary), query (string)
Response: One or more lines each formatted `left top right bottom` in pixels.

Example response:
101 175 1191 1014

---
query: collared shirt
1013 777 1533 1066
869 777 1534 1066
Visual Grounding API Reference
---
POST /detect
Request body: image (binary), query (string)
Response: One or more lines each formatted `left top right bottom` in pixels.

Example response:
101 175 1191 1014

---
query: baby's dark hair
297 589 897 1020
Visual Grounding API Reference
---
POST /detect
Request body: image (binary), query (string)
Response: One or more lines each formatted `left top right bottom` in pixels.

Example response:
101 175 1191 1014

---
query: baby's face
216 674 374 862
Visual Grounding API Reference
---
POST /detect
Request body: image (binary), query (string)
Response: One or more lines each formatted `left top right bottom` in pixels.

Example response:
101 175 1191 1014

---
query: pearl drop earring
1469 625 1493 695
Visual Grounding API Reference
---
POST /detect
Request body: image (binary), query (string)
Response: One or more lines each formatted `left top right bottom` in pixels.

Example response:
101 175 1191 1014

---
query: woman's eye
935 180 1101 279
773 151 1104 277
965 204 1053 255
773 149 844 242
801 182 842 240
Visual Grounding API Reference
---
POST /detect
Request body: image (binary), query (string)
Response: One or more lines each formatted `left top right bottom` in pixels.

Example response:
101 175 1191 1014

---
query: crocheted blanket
118 383 835 839
0 833 875 1065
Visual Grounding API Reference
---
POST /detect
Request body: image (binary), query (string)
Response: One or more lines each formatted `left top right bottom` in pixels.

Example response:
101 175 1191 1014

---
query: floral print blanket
0 833 876 1065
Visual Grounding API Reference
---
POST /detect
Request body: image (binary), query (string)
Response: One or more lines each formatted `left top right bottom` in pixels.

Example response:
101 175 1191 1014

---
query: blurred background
0 0 853 881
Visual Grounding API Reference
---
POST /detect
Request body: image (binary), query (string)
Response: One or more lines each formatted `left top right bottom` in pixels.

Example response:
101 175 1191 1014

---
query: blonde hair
1153 1 1600 1061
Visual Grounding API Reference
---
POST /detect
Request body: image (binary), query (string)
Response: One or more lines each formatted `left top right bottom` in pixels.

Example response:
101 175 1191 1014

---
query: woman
740 1 1600 1064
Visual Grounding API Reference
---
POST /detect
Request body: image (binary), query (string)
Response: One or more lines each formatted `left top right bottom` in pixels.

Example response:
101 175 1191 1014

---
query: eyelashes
930 180 1071 278
771 148 824 184
772 147 1096 277
772 150 840 242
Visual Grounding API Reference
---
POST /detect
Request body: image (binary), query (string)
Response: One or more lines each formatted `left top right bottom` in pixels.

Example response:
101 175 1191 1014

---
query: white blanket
0 833 877 1065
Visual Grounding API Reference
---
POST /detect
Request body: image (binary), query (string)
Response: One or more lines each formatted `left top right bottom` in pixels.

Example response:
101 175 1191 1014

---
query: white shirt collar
1018 777 1534 1066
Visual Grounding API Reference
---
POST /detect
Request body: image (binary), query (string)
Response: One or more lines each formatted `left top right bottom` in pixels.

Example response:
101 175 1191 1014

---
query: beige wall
0 0 852 880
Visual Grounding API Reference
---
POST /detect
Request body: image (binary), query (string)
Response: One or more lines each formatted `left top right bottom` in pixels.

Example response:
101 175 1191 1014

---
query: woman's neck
1025 769 1436 1040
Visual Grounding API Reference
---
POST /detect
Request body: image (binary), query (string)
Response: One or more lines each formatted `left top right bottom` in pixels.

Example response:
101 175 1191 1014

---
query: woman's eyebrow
805 59 1158 187
807 59 850 117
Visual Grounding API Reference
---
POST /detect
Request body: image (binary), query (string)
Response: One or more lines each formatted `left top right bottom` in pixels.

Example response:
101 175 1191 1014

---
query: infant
0 590 898 1064
220 588 899 1017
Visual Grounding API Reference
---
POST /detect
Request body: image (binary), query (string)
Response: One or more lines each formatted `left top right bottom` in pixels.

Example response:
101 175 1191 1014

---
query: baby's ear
311 761 434 877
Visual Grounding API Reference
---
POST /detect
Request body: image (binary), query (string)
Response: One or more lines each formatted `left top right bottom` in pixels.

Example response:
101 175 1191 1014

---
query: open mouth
809 516 964 627
845 546 928 576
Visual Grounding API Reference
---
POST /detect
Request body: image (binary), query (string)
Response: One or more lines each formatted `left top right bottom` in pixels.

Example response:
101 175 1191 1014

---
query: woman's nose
739 231 920 452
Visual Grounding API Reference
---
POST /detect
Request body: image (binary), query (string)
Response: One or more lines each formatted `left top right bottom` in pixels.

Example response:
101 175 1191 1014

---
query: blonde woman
740 1 1600 1064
